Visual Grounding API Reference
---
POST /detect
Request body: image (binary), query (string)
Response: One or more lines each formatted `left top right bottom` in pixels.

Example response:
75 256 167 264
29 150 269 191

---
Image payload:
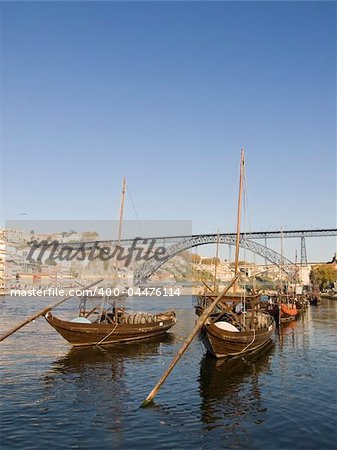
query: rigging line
243 168 252 236
126 184 144 236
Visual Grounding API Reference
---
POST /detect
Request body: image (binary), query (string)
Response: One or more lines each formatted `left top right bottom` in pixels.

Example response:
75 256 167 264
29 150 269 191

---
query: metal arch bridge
133 235 297 285
50 228 336 284
131 228 336 284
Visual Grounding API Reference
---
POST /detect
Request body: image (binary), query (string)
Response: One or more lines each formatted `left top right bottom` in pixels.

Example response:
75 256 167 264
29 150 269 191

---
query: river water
1 296 336 449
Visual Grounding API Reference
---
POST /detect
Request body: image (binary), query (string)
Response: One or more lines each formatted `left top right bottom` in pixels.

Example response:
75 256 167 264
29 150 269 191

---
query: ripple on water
0 297 336 449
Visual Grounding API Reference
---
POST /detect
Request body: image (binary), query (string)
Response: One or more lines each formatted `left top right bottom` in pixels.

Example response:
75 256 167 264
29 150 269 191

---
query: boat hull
199 315 275 359
45 312 176 347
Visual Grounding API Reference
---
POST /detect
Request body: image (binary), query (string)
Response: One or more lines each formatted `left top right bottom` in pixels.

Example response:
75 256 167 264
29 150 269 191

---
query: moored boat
43 178 177 347
280 303 298 321
196 150 275 359
199 309 275 358
45 309 176 347
268 301 298 323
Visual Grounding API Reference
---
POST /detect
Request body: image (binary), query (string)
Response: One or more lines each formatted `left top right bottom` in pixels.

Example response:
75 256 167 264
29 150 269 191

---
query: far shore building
3 228 25 244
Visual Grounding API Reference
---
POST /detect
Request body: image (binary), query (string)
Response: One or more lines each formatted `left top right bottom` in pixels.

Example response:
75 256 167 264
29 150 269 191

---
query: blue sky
1 1 336 260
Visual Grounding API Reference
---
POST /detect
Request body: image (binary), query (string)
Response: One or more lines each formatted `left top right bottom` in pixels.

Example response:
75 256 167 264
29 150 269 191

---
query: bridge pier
301 236 308 265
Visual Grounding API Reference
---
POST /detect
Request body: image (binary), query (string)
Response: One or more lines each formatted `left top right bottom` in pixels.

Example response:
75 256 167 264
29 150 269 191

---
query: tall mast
213 231 220 291
295 249 298 296
234 148 245 293
278 226 284 324
114 177 127 322
280 226 284 292
117 177 126 243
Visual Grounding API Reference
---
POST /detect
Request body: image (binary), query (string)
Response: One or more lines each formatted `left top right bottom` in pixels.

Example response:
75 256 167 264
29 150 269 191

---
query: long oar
0 278 104 342
141 273 240 407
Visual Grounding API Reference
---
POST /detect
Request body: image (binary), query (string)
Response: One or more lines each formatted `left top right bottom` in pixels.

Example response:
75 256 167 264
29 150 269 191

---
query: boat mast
114 177 127 322
278 227 284 325
213 230 220 291
117 177 127 244
280 226 284 296
234 148 245 293
295 249 298 298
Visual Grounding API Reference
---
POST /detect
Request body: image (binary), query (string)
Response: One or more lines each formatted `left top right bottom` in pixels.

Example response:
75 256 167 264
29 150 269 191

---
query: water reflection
40 334 176 448
47 333 175 377
199 342 275 430
278 311 312 355
1 299 337 450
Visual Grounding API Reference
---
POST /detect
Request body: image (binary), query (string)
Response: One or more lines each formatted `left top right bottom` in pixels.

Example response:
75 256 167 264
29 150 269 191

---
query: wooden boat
268 302 297 323
45 309 176 347
198 307 275 358
196 150 275 359
43 178 177 347
264 292 298 323
281 303 298 320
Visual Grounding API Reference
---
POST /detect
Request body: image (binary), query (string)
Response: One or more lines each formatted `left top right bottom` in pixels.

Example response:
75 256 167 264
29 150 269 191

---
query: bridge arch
134 235 295 284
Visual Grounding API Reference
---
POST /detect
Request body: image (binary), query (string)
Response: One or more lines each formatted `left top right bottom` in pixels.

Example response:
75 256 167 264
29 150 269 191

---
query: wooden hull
199 314 275 359
45 311 176 347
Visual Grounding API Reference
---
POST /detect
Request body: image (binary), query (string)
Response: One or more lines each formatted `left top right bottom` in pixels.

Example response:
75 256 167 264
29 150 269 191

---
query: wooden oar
0 278 104 342
141 273 240 407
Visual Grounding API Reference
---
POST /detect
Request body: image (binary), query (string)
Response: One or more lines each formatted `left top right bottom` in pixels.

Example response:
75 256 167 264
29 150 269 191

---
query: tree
310 265 337 290
191 253 201 264
202 257 220 265
81 231 99 241
229 260 247 267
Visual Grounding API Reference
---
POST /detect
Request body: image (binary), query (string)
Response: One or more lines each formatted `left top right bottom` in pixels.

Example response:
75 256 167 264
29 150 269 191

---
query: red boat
280 303 297 317
268 301 298 323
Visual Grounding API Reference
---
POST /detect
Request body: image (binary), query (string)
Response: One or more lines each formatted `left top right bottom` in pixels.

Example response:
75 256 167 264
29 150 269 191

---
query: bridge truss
133 235 297 284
